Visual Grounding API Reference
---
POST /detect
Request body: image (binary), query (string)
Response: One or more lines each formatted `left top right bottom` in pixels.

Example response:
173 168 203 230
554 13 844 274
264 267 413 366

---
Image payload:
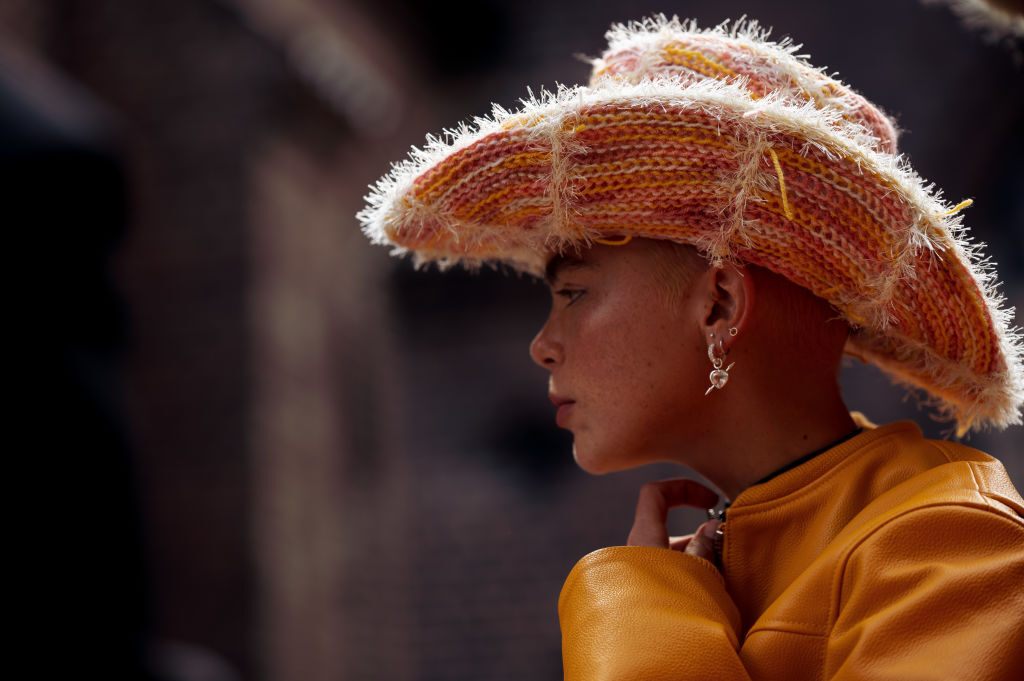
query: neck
686 369 856 501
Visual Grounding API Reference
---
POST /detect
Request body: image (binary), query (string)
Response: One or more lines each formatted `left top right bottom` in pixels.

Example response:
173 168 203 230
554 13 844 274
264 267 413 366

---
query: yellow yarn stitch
768 148 794 221
593 235 633 246
942 199 974 216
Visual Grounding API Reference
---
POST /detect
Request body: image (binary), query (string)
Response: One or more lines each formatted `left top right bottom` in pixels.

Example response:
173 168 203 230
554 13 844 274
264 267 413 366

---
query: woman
360 16 1024 680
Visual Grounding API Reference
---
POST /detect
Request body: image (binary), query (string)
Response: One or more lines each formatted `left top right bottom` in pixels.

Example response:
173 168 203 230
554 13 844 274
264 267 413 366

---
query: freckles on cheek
586 291 677 406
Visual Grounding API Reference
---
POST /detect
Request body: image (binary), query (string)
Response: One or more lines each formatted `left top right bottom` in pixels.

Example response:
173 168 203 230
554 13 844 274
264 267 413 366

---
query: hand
627 478 722 563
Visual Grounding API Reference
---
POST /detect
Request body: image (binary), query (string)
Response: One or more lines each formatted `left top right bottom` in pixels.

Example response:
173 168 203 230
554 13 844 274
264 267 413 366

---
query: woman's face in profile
530 240 711 474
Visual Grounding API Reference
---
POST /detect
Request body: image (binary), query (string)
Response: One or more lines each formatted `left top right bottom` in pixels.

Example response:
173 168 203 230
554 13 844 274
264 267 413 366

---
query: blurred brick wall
2 0 419 679
5 1 1021 681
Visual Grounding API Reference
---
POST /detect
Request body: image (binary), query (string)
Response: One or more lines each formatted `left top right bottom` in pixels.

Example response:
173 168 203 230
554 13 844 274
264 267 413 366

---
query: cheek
587 309 697 410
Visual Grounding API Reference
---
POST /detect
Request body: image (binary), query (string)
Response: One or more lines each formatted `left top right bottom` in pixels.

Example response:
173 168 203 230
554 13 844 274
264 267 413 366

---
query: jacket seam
825 502 1024 672
746 620 827 636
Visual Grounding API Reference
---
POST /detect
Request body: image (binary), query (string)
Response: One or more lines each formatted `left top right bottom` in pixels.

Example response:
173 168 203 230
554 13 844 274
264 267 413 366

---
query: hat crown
590 19 899 154
360 16 1023 432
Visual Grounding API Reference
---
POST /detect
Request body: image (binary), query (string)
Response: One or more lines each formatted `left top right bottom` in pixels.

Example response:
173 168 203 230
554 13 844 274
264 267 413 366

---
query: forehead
544 251 595 284
543 239 674 284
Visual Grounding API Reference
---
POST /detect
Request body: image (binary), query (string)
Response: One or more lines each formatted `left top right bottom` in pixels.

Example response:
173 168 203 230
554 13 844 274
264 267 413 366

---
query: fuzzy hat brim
358 18 1023 434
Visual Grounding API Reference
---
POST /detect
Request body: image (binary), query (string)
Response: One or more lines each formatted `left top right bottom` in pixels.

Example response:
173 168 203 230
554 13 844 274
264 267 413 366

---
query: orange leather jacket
559 420 1024 680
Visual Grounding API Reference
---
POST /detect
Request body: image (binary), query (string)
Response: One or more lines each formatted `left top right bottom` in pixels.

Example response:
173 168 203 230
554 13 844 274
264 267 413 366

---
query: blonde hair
649 241 707 307
649 240 849 358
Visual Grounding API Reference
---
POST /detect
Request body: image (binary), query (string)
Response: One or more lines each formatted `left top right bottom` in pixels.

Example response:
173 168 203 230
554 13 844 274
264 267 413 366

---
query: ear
697 265 754 348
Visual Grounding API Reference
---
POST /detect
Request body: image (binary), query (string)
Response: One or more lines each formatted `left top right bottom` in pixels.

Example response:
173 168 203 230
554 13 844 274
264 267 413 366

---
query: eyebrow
544 253 593 285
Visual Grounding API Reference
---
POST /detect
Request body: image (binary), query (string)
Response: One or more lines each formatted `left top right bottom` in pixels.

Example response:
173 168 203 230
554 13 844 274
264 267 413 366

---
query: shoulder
825 501 1024 679
821 424 1024 599
833 434 1024 602
882 426 1024 517
842 418 1024 518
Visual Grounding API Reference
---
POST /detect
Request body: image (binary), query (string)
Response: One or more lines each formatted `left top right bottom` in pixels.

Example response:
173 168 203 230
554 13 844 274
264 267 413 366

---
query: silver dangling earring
704 337 736 396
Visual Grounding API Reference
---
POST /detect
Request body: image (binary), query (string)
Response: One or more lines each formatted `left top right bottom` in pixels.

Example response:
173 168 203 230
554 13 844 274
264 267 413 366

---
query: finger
683 520 721 562
668 534 694 551
627 479 720 547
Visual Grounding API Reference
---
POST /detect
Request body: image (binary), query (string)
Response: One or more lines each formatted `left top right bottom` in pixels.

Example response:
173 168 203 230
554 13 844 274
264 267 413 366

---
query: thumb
683 519 721 563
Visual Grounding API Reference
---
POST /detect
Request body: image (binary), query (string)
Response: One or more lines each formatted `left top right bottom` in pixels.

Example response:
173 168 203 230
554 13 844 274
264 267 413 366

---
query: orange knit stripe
489 202 551 225
578 176 720 196
661 45 739 80
414 145 546 202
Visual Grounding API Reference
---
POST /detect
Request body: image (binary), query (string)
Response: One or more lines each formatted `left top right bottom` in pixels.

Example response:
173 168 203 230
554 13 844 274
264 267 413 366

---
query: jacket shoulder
898 436 1024 519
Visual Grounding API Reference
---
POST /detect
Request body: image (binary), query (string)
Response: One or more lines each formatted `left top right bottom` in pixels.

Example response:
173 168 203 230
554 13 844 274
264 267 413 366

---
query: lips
549 393 576 427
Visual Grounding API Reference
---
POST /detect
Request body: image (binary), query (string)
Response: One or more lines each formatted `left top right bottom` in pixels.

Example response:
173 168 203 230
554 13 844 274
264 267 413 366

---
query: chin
571 440 649 475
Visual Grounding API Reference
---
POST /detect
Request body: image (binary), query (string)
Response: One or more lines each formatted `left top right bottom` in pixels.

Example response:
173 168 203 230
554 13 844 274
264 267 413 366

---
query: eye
555 287 585 306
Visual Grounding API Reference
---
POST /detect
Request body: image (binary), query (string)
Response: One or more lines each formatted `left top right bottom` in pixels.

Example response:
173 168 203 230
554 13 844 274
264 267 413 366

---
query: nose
529 315 562 369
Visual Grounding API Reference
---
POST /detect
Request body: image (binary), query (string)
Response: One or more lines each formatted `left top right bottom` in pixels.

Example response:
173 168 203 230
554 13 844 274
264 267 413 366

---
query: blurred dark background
3 1 1020 680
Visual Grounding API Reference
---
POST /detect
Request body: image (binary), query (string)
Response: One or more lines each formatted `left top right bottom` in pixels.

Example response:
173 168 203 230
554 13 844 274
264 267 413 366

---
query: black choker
751 426 864 487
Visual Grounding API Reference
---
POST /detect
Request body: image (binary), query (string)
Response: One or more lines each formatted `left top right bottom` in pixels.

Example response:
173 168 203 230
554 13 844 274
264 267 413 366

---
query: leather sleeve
558 506 1024 681
827 505 1024 681
558 546 749 681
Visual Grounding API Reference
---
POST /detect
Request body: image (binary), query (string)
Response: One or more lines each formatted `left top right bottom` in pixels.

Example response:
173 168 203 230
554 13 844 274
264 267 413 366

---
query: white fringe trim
356 16 1023 432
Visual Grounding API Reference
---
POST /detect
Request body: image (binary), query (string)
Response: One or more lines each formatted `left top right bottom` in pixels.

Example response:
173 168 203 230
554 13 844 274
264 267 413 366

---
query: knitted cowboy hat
358 16 1023 434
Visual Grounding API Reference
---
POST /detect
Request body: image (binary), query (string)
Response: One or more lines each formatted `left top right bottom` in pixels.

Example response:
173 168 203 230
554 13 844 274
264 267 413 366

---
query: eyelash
556 288 585 305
